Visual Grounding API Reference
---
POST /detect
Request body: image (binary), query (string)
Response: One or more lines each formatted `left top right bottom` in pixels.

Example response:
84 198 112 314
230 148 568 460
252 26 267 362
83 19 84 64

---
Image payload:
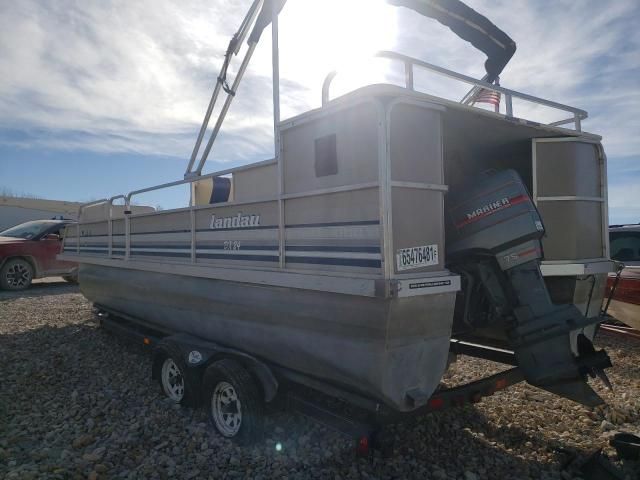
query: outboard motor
445 169 611 407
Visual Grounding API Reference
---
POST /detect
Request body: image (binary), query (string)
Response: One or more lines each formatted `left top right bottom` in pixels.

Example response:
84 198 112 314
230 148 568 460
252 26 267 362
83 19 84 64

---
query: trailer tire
203 359 264 445
155 349 200 407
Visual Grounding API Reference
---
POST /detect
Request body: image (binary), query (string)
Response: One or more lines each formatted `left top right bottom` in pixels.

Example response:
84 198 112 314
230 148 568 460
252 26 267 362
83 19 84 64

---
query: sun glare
280 0 398 107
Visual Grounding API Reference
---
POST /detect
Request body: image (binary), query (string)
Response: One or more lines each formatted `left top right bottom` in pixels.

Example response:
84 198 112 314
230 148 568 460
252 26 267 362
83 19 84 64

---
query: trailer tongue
446 170 611 406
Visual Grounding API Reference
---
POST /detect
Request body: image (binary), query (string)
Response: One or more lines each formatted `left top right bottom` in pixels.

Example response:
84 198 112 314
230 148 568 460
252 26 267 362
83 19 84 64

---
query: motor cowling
445 169 611 407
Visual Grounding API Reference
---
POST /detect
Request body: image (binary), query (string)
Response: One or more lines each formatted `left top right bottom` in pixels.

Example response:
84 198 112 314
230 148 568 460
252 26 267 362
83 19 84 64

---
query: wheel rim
6 263 31 288
161 358 184 402
211 381 242 437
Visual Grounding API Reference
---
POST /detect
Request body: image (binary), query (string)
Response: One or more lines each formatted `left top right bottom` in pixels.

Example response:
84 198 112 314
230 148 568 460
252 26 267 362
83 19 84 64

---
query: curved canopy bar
388 0 516 82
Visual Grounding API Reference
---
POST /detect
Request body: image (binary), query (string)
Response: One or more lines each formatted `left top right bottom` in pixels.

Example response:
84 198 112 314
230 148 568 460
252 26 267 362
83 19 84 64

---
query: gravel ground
1 284 639 480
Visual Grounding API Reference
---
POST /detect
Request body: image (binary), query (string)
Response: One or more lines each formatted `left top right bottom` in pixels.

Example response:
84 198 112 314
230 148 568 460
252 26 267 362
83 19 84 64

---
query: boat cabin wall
387 102 447 277
533 140 607 261
280 101 383 274
279 97 449 280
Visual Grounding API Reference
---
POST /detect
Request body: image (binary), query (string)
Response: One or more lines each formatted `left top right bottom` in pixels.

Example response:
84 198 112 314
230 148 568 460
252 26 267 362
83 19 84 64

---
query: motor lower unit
445 169 611 407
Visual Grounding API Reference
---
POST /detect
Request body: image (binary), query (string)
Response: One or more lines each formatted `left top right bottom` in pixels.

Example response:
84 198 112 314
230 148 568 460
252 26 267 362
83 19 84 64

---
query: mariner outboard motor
445 169 611 407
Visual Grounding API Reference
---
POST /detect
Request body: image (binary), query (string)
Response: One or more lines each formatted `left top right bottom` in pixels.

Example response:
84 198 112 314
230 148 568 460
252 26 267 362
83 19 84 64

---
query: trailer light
495 378 508 390
143 337 151 345
356 436 370 456
428 397 444 409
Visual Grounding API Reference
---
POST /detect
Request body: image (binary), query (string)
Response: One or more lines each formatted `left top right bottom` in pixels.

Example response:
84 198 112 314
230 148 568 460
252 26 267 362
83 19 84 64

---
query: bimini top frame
183 0 530 179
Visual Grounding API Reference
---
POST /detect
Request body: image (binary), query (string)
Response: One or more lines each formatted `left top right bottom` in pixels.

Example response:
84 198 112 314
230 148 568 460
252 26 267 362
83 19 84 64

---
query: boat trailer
96 306 527 454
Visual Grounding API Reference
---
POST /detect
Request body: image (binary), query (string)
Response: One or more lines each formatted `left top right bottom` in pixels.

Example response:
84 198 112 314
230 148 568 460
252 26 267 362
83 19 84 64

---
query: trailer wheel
203 359 264 445
160 357 186 403
153 345 202 407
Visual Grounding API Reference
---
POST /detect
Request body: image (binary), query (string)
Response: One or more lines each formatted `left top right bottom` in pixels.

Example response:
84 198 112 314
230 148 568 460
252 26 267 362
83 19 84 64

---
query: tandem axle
95 306 526 454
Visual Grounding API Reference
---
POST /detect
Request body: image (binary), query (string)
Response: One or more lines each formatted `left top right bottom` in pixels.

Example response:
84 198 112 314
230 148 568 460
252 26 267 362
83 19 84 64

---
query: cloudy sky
0 0 638 221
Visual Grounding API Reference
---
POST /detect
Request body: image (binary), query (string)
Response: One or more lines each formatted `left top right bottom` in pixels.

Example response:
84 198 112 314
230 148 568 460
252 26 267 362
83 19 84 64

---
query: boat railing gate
322 51 588 131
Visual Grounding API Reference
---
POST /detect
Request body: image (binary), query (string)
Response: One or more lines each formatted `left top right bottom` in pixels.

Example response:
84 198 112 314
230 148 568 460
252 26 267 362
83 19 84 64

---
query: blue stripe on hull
70 250 380 268
286 246 380 253
285 257 382 268
285 220 380 229
130 251 278 262
72 244 380 254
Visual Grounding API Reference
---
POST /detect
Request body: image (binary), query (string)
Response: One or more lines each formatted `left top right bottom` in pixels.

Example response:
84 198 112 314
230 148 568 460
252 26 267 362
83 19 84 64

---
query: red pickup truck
0 219 78 290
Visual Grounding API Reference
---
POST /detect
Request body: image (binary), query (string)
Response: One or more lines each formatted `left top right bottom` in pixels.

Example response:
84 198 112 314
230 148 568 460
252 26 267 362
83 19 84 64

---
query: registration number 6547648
396 244 439 271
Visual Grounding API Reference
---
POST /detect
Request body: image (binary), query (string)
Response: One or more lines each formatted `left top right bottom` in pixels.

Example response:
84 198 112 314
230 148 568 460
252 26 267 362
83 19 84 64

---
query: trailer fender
155 334 279 403
205 351 279 403
232 355 279 403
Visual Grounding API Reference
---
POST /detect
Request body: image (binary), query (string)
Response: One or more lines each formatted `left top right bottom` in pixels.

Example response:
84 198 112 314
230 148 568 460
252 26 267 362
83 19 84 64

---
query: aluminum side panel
80 264 455 411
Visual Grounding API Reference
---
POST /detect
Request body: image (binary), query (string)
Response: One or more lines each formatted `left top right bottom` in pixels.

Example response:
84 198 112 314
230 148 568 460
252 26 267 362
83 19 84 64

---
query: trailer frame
95 305 525 454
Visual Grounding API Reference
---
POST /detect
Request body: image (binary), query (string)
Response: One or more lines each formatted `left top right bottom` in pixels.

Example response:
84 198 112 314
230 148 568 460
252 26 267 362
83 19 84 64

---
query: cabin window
314 134 338 177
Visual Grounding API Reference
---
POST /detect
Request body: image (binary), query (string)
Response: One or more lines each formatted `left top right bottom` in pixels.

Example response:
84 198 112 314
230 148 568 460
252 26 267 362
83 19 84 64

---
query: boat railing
321 51 588 132
71 158 278 260
123 158 276 208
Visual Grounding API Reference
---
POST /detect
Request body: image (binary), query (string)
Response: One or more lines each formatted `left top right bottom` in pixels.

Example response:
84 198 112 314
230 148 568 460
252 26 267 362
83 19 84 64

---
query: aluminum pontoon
60 0 615 433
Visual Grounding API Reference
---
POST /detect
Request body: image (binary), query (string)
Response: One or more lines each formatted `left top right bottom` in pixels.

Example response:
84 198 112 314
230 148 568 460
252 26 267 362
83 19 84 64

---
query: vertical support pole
505 94 513 117
376 102 393 292
574 114 581 132
108 204 113 258
272 5 285 269
190 183 196 264
598 144 609 259
531 140 538 207
76 223 80 254
125 198 131 261
404 61 414 90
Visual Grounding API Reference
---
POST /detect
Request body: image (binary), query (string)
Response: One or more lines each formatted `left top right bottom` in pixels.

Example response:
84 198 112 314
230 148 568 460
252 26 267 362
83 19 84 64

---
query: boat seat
210 177 231 204
192 176 233 206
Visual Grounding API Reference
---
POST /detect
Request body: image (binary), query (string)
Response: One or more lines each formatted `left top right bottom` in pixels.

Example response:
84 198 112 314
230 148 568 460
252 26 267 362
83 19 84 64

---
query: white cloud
0 0 272 157
0 0 638 176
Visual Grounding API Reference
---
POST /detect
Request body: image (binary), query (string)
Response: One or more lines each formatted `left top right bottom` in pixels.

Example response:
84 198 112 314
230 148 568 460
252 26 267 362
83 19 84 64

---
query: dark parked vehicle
0 219 78 290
